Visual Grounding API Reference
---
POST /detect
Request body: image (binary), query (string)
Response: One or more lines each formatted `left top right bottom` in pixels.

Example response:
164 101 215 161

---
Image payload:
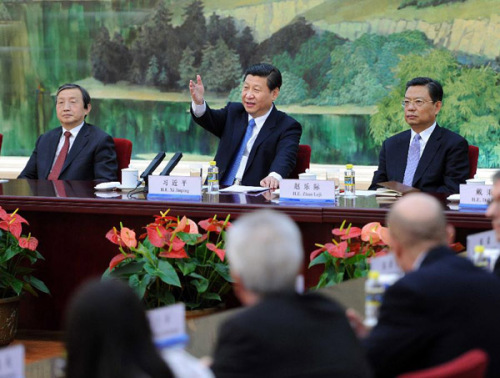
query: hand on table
260 175 280 190
346 308 370 339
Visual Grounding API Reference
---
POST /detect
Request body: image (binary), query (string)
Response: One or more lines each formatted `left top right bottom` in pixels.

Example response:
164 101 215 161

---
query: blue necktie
222 119 256 185
403 134 421 186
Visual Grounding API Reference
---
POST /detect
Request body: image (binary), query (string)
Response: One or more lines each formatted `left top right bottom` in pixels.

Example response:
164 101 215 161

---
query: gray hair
226 209 303 295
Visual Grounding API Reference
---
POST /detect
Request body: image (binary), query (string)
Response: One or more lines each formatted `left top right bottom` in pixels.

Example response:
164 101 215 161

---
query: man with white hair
211 209 372 378
350 193 500 377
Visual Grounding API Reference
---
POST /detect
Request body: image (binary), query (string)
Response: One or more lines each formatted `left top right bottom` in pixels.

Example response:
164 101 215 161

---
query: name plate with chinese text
459 184 492 208
280 179 335 202
147 303 188 348
148 175 202 199
0 344 24 378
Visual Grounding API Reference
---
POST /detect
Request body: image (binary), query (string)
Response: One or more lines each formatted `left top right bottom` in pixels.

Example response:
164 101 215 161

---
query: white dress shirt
50 122 84 170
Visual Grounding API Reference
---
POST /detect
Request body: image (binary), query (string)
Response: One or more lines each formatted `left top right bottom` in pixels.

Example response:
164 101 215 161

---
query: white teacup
122 167 139 188
299 172 317 180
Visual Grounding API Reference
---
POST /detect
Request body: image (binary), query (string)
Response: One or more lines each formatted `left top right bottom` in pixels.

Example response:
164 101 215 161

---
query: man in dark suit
486 171 500 276
211 209 372 378
19 83 118 182
189 63 301 189
348 193 500 377
369 77 469 194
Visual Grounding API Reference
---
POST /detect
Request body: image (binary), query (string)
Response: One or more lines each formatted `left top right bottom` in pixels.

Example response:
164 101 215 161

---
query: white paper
219 185 268 193
0 344 24 378
147 303 186 346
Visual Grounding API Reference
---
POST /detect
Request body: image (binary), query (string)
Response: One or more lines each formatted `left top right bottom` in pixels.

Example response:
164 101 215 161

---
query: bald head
387 194 449 270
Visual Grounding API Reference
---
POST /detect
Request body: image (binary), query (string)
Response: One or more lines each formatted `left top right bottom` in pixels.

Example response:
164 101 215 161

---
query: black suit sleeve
436 137 469 194
369 140 389 190
364 281 437 377
269 119 302 178
18 135 43 179
93 133 118 182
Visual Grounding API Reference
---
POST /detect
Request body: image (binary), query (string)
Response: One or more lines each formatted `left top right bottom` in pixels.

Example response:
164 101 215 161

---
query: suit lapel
246 106 277 169
412 125 442 186
394 131 411 182
41 129 63 179
60 123 90 175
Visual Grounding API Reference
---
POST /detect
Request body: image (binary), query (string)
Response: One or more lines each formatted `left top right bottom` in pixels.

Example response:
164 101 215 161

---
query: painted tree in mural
90 27 131 84
200 39 242 93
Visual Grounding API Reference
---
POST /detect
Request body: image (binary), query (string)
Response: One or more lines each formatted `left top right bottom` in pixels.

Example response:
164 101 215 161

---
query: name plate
147 303 188 348
459 184 492 208
148 175 202 198
0 344 24 378
280 179 335 202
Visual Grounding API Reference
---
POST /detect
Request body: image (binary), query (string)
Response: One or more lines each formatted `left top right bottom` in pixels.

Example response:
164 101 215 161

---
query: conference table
0 179 490 331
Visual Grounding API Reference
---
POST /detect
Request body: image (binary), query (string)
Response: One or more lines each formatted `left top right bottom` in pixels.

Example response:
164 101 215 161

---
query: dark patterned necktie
48 131 71 180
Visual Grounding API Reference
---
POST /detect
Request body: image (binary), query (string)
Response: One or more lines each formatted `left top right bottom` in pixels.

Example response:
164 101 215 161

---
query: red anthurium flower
361 222 383 243
19 235 38 251
146 224 170 248
207 243 225 261
120 227 137 248
109 253 135 270
167 235 186 251
106 227 121 246
159 248 188 259
449 242 465 253
198 217 231 233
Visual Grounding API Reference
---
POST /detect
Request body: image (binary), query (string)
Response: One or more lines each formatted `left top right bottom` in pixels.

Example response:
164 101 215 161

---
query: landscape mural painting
0 0 498 167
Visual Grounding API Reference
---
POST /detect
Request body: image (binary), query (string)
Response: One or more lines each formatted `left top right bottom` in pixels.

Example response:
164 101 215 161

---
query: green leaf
201 292 221 301
129 274 151 299
0 246 21 264
109 261 145 279
308 252 329 268
189 273 209 293
214 263 232 282
27 275 50 295
175 260 197 276
176 232 202 244
156 290 176 306
145 260 181 287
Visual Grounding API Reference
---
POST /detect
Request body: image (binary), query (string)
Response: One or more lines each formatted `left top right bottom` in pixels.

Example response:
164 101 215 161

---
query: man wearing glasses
369 77 469 193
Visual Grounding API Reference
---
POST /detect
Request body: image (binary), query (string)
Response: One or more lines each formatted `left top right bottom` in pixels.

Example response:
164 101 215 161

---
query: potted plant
309 221 390 289
103 210 233 311
0 206 50 345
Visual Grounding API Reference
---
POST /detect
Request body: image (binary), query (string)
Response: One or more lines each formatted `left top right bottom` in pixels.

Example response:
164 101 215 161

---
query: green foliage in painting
200 39 242 93
275 72 309 106
398 0 466 9
370 49 500 165
319 31 432 106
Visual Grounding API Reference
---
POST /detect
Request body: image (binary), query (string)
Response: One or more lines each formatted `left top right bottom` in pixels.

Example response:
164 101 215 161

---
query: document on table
219 185 269 193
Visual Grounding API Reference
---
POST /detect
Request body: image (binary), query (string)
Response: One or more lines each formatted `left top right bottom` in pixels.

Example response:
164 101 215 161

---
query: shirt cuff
268 172 282 181
191 100 206 118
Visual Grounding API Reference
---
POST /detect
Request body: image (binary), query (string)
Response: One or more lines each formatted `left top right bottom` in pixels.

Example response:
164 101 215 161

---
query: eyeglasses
401 99 435 108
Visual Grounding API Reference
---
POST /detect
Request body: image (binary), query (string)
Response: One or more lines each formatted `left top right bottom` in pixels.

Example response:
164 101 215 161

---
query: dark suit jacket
369 125 469 193
365 246 500 378
211 292 372 378
19 123 118 182
191 102 302 186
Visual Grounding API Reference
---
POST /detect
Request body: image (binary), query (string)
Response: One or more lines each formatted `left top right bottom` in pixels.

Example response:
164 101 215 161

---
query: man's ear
271 88 279 101
446 224 455 245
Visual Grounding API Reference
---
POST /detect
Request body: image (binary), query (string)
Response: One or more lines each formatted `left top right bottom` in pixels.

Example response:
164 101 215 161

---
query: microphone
160 152 183 176
140 152 166 186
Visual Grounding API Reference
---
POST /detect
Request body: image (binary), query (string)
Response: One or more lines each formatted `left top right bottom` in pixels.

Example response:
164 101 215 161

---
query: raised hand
189 74 205 105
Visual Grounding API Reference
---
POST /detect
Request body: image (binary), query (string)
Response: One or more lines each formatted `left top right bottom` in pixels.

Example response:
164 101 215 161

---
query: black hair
244 63 282 91
56 83 91 109
405 77 443 102
65 279 173 378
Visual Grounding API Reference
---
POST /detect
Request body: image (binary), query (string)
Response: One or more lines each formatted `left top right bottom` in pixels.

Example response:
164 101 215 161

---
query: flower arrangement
0 206 50 298
309 221 390 289
103 210 233 310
